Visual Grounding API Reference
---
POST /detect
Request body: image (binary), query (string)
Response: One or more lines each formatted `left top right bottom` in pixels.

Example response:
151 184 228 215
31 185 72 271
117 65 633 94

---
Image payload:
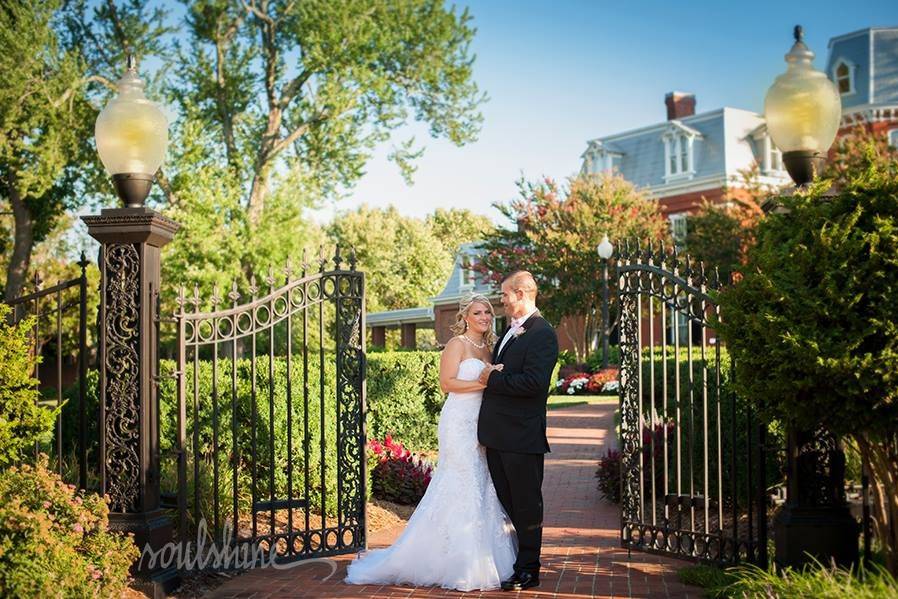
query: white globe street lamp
764 26 842 186
95 55 168 207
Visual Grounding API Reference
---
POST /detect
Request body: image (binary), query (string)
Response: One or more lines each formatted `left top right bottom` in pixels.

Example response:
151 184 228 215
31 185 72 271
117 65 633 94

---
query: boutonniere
513 327 526 338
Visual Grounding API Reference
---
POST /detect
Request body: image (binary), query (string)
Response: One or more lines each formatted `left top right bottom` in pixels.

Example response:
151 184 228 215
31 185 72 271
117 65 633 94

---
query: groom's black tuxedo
478 313 558 453
478 311 558 578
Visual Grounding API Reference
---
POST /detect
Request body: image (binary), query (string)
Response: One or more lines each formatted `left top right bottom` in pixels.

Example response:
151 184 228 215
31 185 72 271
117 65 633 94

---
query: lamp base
112 173 154 208
782 151 827 187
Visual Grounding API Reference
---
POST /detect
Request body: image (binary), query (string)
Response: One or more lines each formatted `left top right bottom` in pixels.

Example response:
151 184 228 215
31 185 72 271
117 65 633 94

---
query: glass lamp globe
763 26 841 186
95 56 168 207
597 234 614 260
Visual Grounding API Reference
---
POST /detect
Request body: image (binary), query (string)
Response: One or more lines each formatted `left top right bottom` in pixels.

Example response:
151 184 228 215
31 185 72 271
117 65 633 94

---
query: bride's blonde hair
449 294 498 349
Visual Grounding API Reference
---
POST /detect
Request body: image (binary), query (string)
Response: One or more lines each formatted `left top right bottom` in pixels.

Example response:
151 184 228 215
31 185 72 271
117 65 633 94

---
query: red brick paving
205 400 700 598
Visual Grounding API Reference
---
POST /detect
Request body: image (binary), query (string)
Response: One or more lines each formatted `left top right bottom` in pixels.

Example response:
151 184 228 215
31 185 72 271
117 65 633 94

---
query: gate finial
228 280 240 304
210 284 221 309
334 245 343 270
249 274 258 297
318 245 327 273
266 265 276 290
283 259 293 283
349 246 357 271
301 248 308 277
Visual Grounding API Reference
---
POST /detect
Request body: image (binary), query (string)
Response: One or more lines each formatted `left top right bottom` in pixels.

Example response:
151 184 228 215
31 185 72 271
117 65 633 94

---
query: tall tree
0 0 173 301
168 0 485 221
327 205 452 313
0 1 92 300
477 174 668 358
425 207 494 252
684 165 772 282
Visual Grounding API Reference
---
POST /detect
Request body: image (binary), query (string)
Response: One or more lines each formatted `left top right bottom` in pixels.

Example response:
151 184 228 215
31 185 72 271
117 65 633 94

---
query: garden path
204 399 700 598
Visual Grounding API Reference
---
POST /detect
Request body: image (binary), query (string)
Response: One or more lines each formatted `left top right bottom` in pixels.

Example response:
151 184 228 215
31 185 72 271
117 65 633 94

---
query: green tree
716 154 898 574
425 207 494 252
327 205 452 313
826 124 898 186
165 0 485 219
685 165 771 282
0 1 95 300
478 173 668 358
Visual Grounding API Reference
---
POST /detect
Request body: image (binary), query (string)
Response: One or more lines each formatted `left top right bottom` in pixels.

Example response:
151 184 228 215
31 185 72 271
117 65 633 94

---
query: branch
51 75 117 109
104 0 130 50
154 167 178 207
277 69 312 109
269 110 327 157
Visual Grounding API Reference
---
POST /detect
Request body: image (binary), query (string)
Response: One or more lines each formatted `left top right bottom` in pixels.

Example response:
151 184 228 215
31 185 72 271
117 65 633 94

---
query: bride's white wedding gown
345 357 517 591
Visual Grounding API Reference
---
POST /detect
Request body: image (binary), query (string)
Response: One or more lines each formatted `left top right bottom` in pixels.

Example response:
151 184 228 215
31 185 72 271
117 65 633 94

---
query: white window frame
761 134 785 174
889 128 898 149
833 59 856 96
459 256 476 289
663 131 696 182
669 213 688 246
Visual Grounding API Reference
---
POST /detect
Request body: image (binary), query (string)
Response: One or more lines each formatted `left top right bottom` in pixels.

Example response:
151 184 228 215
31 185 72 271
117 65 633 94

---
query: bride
344 294 517 592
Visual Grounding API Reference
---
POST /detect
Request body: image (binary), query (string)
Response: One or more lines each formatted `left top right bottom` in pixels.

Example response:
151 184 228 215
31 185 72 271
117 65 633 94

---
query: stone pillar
371 325 386 348
400 323 417 349
82 207 179 596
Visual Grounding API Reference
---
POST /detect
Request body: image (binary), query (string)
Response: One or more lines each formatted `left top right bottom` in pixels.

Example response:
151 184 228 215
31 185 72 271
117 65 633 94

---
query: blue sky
336 0 897 224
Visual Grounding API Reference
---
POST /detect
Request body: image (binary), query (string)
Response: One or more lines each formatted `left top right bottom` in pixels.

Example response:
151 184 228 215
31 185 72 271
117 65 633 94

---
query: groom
478 271 558 591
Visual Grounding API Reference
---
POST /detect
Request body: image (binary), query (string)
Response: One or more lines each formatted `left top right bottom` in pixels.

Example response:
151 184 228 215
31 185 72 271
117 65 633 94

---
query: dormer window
460 255 476 288
833 59 856 95
662 121 701 182
581 140 623 176
750 124 786 175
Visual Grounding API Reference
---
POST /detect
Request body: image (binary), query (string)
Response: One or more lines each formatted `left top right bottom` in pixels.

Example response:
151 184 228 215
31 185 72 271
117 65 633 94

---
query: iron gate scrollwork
617 241 768 566
167 248 365 564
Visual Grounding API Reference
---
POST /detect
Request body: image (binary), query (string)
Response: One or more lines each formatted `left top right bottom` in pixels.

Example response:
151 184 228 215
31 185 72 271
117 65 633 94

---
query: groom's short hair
503 270 538 300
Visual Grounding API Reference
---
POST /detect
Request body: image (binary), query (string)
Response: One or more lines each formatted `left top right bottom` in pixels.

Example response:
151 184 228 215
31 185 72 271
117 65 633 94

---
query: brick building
366 27 898 353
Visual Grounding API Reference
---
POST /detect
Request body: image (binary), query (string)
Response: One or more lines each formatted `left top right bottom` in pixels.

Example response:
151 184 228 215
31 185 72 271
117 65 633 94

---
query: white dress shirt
496 308 538 357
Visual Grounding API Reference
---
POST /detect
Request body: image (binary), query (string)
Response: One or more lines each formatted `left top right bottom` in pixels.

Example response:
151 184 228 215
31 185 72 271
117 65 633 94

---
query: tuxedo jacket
477 312 559 454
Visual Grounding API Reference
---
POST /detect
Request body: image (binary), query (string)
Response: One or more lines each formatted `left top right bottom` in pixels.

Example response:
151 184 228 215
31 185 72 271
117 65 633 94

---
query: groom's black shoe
501 571 539 591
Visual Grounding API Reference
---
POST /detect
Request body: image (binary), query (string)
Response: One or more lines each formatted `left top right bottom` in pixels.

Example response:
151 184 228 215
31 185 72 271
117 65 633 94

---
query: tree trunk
856 433 898 576
4 171 33 302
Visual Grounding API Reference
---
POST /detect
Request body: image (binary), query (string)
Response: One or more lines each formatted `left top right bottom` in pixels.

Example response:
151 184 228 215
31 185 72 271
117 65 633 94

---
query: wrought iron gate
165 250 366 563
5 258 94 489
617 242 768 566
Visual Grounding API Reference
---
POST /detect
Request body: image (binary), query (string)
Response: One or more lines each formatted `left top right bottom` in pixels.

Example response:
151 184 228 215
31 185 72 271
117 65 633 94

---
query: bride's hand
492 364 503 371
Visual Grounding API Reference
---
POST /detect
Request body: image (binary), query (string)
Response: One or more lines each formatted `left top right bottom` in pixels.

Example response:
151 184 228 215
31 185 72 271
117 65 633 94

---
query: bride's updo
449 293 498 350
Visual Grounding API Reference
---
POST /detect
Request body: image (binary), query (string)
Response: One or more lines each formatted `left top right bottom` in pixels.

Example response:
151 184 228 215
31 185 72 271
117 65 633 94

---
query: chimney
665 92 696 120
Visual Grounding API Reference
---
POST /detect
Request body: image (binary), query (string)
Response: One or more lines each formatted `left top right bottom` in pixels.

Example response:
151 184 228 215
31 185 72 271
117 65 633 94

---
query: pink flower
72 523 84 533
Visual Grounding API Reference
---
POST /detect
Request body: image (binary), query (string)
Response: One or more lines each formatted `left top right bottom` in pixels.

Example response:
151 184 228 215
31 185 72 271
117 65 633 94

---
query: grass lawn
547 394 617 411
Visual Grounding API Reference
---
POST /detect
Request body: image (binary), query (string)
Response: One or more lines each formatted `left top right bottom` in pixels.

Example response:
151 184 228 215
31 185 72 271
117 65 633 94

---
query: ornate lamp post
82 56 179 593
597 234 614 369
764 27 859 570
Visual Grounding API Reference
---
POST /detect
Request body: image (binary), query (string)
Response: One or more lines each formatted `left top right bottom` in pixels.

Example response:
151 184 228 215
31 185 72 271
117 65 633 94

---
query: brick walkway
205 400 700 598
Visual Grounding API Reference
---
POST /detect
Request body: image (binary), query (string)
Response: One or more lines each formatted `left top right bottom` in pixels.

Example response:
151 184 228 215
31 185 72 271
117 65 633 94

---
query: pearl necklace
459 334 486 349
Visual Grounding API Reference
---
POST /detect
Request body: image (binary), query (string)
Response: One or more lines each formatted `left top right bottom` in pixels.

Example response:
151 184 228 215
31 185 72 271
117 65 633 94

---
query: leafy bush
0 304 57 467
722 561 898 598
595 448 621 503
149 350 444 528
368 435 433 505
0 457 137 598
596 422 674 505
633 346 784 508
365 351 443 451
585 346 621 371
716 161 898 573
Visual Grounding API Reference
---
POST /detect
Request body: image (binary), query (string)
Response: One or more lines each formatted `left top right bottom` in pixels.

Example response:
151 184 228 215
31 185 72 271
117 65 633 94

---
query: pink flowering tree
476 174 668 358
